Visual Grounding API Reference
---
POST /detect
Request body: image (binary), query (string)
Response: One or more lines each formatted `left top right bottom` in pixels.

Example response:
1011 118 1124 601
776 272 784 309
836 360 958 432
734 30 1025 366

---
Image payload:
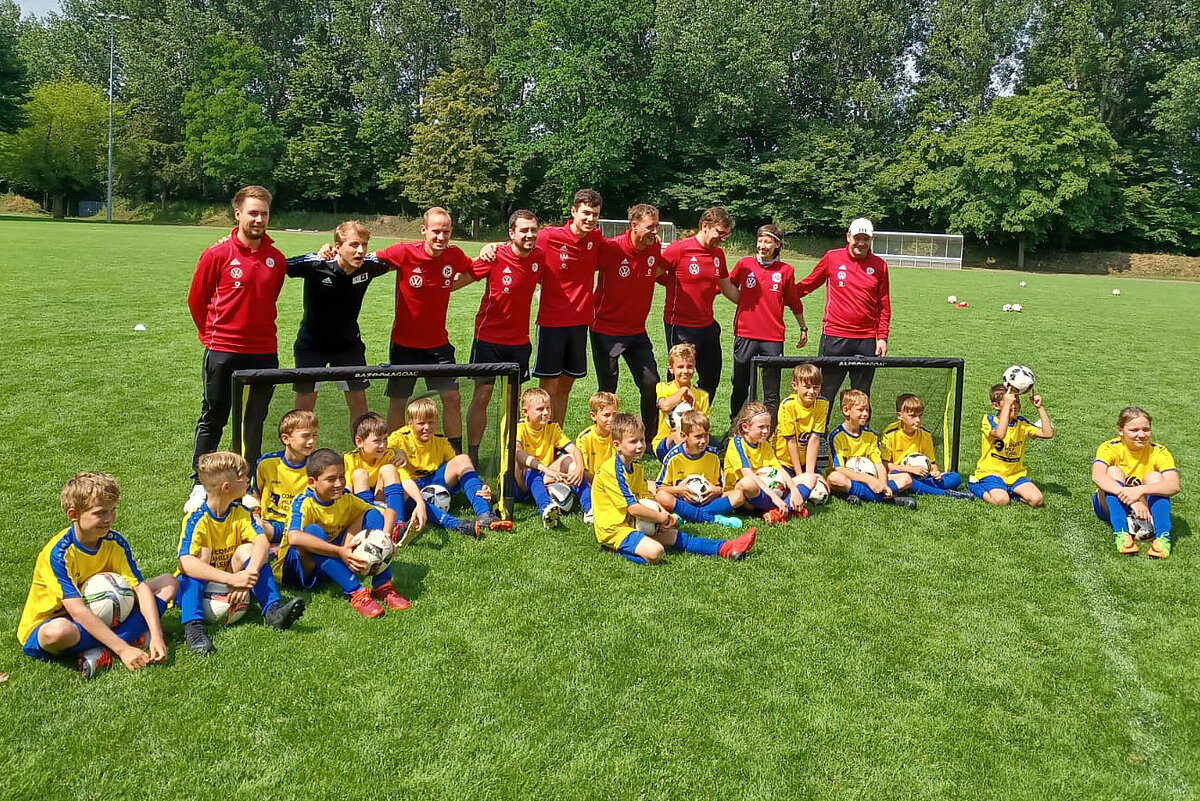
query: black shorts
533 324 588 379
386 342 459 397
293 338 369 392
470 339 532 384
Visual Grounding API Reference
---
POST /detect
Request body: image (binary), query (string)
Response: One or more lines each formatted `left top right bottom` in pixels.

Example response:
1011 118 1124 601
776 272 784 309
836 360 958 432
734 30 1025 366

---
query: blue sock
363 508 385 530
252 567 283 615
672 530 723 555
304 524 362 595
703 496 735 515
910 476 949 496
526 469 552 512
459 470 492 516
796 483 811 501
373 564 393 586
887 480 901 495
673 498 716 523
577 477 592 513
748 491 775 512
178 574 205 624
1105 493 1129 532
1148 495 1173 535
938 471 962 490
427 501 462 529
849 481 881 502
355 489 374 503
383 483 405 520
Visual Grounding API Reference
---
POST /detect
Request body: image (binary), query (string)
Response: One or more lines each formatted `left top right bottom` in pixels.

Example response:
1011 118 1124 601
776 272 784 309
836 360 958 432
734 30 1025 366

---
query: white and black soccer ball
901 453 931 470
1127 515 1156 541
808 475 830 505
1003 364 1036 394
349 529 396 576
947 295 957 304
81 572 136 627
636 498 664 534
668 402 693 431
546 481 576 513
421 483 452 512
682 473 713 499
202 581 249 626
845 456 877 477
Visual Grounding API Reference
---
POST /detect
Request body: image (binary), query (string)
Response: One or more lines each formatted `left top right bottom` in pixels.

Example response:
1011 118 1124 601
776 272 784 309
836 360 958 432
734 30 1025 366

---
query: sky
15 0 60 17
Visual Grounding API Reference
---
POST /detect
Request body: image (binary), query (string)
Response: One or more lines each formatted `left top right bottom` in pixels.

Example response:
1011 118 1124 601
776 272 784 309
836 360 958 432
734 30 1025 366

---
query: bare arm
718 276 739 304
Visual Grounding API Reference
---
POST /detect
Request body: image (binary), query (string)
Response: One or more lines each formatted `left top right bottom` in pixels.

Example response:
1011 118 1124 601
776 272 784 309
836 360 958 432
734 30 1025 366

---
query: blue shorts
605 530 646 563
23 596 169 661
413 464 453 492
968 475 1031 499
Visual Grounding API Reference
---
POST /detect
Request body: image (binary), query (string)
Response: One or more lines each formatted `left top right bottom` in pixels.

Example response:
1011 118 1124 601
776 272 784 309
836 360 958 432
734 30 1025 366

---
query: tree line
0 0 1197 253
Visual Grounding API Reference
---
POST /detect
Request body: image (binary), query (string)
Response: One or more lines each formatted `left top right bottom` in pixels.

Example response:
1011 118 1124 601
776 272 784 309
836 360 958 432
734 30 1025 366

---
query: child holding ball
967 384 1054 505
1092 406 1180 557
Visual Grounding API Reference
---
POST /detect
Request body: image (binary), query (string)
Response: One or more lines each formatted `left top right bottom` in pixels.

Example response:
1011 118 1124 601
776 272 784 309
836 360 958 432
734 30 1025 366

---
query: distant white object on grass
1113 289 1121 296
947 295 957 304
1019 281 1027 287
1011 303 1022 312
1002 304 1012 312
133 323 147 331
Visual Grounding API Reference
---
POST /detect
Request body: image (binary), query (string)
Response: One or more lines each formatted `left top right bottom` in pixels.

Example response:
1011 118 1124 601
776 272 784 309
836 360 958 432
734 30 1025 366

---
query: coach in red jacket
796 218 892 403
185 185 285 509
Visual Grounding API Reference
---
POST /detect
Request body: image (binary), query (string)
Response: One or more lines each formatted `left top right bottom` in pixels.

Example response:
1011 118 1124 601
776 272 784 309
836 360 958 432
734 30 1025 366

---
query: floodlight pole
97 13 129 224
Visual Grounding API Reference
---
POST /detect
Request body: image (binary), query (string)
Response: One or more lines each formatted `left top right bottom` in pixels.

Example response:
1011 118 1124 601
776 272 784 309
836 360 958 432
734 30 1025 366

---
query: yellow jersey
576 425 616 476
591 454 651 548
828 424 883 469
517 420 571 466
653 381 711 451
658 443 723 488
282 489 377 577
970 414 1040 482
177 502 262 573
774 395 829 468
17 526 145 645
344 447 396 489
387 426 457 483
880 421 936 465
1094 439 1176 485
723 435 781 490
253 450 309 525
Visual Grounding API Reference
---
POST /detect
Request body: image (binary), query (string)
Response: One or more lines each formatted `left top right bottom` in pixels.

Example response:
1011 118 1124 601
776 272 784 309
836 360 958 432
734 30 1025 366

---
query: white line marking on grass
1062 517 1189 798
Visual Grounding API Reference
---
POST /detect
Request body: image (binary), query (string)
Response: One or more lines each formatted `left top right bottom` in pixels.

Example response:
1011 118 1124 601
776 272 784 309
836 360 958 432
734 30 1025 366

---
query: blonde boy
515 386 588 528
345 411 420 531
178 452 305 654
653 343 711 461
655 411 743 528
592 414 756 564
882 394 972 500
575 391 620 524
18 472 177 678
967 383 1054 505
252 409 318 543
827 389 916 507
776 363 828 484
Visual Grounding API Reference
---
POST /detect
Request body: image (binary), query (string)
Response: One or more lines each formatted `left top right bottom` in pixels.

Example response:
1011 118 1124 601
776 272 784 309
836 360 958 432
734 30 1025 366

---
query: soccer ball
1019 281 1027 287
349 529 396 576
1113 288 1121 296
667 402 693 430
901 453 931 470
1003 304 1012 312
682 473 713 500
756 465 787 494
421 483 452 512
80 572 136 626
546 481 576 513
1003 364 1036 394
202 581 249 626
636 498 663 534
1127 515 1155 541
808 475 830 505
845 456 877 477
947 295 957 303
1011 303 1023 312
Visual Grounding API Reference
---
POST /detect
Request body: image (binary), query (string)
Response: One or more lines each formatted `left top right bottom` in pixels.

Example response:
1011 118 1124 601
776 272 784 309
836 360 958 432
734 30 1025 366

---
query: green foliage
181 34 285 194
0 0 29 133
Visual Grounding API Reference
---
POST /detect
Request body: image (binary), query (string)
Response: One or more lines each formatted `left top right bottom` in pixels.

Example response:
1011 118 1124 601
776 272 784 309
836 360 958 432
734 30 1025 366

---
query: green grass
0 219 1197 799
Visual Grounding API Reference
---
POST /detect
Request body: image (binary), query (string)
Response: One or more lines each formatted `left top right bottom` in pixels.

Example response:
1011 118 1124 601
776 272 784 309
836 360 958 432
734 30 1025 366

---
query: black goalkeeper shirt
286 254 392 350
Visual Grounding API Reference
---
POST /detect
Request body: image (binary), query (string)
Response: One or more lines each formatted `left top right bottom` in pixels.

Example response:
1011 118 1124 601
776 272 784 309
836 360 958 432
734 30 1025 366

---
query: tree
913 83 1121 266
0 79 106 216
399 66 502 235
0 0 29 133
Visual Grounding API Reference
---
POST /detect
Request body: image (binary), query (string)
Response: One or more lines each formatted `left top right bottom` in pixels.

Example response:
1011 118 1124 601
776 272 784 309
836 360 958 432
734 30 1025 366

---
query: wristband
800 326 808 332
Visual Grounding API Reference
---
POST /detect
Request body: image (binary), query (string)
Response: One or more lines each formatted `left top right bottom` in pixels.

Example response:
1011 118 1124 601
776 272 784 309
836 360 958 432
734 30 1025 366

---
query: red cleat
763 508 788 525
390 520 406 543
349 587 384 618
719 527 757 561
370 581 412 611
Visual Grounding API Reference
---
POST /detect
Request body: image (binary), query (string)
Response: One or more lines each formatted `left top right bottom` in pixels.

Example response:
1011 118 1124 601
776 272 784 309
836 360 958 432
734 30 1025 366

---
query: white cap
848 218 874 237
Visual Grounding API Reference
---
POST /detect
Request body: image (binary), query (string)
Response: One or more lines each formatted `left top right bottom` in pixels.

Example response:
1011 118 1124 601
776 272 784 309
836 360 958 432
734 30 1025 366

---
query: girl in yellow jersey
723 401 807 522
1092 406 1181 558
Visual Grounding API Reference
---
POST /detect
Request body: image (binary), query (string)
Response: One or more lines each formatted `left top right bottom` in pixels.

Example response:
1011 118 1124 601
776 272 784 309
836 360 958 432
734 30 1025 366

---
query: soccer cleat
396 517 422 549
944 489 975 500
370 582 412 611
349 588 385 618
476 512 513 535
719 527 757 561
184 483 207 514
842 495 863 507
78 647 113 679
714 515 743 529
390 520 406 543
263 597 306 629
184 620 215 654
796 504 810 519
1114 532 1138 555
456 520 482 539
542 504 561 529
888 496 917 509
762 507 788 525
1147 535 1172 559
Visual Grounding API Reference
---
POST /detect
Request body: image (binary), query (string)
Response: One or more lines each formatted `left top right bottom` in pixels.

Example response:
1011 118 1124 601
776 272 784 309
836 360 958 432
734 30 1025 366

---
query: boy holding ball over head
967 383 1054 505
17 472 177 678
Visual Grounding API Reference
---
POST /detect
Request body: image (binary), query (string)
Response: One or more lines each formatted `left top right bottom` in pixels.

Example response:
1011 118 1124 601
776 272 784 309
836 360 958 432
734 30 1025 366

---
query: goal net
599 219 678 244
872 231 964 270
750 356 966 471
228 362 520 518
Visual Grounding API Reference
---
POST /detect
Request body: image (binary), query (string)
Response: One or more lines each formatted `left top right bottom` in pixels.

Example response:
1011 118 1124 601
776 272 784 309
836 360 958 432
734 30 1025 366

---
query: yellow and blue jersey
653 382 711 451
344 447 396 489
289 489 376 539
517 420 571 466
1094 439 1176 485
253 450 309 525
723 436 782 490
576 425 616 476
971 414 1040 482
17 526 144 645
658 443 723 488
591 454 651 548
880 421 936 465
387 426 457 483
828 424 883 470
177 502 262 573
774 395 829 468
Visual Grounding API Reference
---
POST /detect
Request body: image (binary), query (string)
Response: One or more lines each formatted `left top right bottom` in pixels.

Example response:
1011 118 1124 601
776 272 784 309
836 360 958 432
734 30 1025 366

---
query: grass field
0 218 1196 800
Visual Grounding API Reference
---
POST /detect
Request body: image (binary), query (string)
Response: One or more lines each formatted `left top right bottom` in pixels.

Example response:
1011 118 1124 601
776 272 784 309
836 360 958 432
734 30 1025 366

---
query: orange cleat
763 508 788 525
370 581 412 611
349 587 384 618
719 528 757 561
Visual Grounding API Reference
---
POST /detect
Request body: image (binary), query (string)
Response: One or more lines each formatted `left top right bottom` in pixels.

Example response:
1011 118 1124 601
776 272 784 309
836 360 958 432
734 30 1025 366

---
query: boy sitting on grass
17 472 177 679
285 449 407 617
653 343 711 461
575 391 621 525
655 410 744 528
775 364 829 497
515 387 589 528
827 389 916 508
881 393 972 500
387 398 509 538
967 383 1054 506
252 409 318 544
177 452 306 655
593 414 756 564
345 411 420 536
